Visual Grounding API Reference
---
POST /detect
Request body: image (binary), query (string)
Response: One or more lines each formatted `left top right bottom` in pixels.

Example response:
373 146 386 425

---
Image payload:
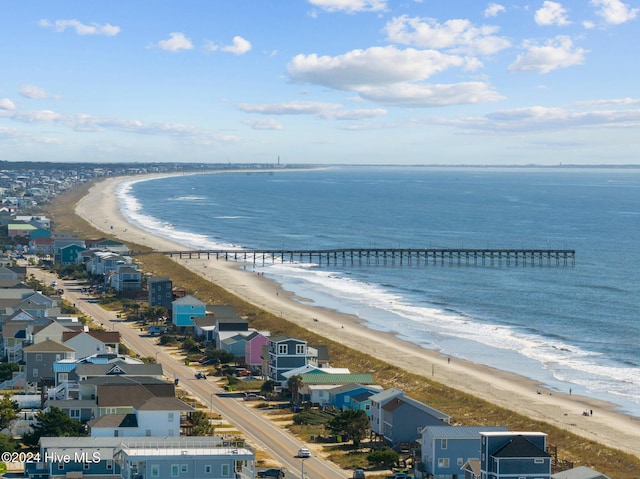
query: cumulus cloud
155 32 193 52
591 0 638 24
0 98 16 111
357 82 504 107
508 36 587 73
221 36 252 55
288 46 466 90
384 15 510 55
484 3 506 17
535 1 571 26
20 85 57 99
243 118 284 130
39 19 120 36
308 0 387 13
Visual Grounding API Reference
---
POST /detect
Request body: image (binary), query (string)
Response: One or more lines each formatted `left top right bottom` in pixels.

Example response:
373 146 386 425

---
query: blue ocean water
117 166 640 416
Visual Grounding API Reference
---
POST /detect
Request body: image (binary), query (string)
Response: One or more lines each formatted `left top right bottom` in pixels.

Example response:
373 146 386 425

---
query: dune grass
45 181 640 478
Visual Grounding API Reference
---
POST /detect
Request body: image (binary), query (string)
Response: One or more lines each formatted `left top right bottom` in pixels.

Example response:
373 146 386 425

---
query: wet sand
75 174 640 458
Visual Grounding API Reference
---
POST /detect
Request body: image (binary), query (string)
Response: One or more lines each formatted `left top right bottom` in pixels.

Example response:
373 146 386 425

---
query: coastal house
417 425 509 479
244 330 270 371
88 396 194 437
62 330 120 360
109 262 142 294
369 388 451 449
72 360 163 383
147 276 173 310
23 339 75 387
171 294 206 328
28 236 54 255
551 466 612 479
479 431 551 479
329 383 384 413
267 335 311 387
59 243 86 266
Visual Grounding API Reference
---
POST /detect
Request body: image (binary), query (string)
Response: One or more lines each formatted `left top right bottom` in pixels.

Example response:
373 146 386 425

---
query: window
35 354 42 361
441 439 447 449
171 464 179 477
181 464 188 473
534 458 544 464
296 344 305 354
32 368 38 378
83 462 90 470
70 409 80 419
457 458 463 466
278 344 288 355
114 430 119 437
151 465 159 477
59 373 68 382
437 458 450 468
146 429 151 436
204 465 212 474
106 461 113 470
222 464 230 476
168 412 174 422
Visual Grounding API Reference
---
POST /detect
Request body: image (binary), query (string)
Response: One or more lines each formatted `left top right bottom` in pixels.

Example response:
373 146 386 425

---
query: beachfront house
267 336 310 387
147 276 173 310
479 431 552 479
369 388 451 449
62 330 120 360
171 294 206 328
551 466 612 479
417 425 509 479
329 383 384 414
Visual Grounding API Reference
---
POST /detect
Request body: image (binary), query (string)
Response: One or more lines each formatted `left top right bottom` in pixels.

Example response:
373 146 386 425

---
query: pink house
244 331 270 371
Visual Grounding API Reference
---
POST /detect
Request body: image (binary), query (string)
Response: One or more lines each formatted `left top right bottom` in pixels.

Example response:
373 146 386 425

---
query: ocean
117 166 640 417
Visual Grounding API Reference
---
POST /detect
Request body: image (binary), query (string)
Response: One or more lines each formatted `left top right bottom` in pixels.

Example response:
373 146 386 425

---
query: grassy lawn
44 181 640 479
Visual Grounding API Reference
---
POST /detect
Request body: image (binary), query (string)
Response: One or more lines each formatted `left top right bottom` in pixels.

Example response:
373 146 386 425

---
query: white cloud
357 82 504 107
484 3 506 18
0 98 16 110
237 100 387 120
308 0 387 13
156 32 193 52
243 118 284 130
508 36 587 73
288 46 465 90
591 0 638 24
576 97 640 106
221 36 252 55
20 85 57 99
38 19 120 36
384 15 510 55
535 1 571 26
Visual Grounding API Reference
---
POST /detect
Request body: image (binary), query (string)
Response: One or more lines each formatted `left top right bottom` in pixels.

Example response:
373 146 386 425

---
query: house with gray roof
418 425 510 479
480 431 551 479
23 339 75 387
551 466 611 479
369 388 451 449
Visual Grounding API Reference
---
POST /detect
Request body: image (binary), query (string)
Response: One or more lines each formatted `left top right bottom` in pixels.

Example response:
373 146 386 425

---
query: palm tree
287 375 304 404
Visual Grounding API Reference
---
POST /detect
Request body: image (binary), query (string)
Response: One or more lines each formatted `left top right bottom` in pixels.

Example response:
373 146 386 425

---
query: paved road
49 273 349 479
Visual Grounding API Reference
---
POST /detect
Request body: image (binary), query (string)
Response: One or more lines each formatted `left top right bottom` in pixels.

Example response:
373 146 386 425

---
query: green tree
0 432 17 453
287 375 303 404
0 363 19 382
367 448 399 469
22 406 86 447
0 393 19 431
327 409 369 448
188 410 214 436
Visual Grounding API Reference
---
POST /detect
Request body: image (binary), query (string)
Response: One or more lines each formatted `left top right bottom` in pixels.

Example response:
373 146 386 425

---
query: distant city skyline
1 1 639 165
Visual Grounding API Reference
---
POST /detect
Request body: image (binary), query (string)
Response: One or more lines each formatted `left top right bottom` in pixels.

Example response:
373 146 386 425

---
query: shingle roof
88 413 138 428
493 435 551 458
23 339 75 353
299 373 375 384
134 396 194 412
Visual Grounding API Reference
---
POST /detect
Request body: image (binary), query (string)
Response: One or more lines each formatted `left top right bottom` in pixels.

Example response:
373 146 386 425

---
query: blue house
480 431 552 479
330 383 382 414
418 425 509 479
268 336 309 386
171 294 206 327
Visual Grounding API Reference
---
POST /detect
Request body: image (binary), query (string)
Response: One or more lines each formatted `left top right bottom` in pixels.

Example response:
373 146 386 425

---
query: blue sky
1 0 639 165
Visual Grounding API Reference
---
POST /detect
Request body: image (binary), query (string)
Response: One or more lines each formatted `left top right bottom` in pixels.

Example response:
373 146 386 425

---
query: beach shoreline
75 174 640 459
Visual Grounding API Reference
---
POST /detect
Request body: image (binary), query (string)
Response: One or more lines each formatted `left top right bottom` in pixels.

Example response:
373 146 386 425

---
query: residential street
34 269 349 479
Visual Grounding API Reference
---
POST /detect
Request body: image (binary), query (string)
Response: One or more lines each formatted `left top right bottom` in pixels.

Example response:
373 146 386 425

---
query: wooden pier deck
133 248 575 267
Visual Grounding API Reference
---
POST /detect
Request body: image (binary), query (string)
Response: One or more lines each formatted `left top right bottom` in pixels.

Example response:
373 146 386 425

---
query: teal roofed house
59 243 86 266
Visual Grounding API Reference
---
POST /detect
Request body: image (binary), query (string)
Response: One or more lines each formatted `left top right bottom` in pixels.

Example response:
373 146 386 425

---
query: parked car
195 372 207 379
353 469 366 479
148 325 168 336
243 393 266 401
257 468 285 478
297 447 310 458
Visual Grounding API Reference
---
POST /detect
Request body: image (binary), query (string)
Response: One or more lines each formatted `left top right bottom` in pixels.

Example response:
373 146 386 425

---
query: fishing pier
136 248 575 267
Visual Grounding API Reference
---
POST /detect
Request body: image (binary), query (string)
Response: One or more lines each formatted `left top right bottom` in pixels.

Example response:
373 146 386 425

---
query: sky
1 0 639 166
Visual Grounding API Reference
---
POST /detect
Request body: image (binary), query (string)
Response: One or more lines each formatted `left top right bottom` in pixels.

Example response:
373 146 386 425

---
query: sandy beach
75 174 640 459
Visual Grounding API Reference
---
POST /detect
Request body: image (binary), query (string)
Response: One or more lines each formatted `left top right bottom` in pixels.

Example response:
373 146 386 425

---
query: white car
297 448 310 458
